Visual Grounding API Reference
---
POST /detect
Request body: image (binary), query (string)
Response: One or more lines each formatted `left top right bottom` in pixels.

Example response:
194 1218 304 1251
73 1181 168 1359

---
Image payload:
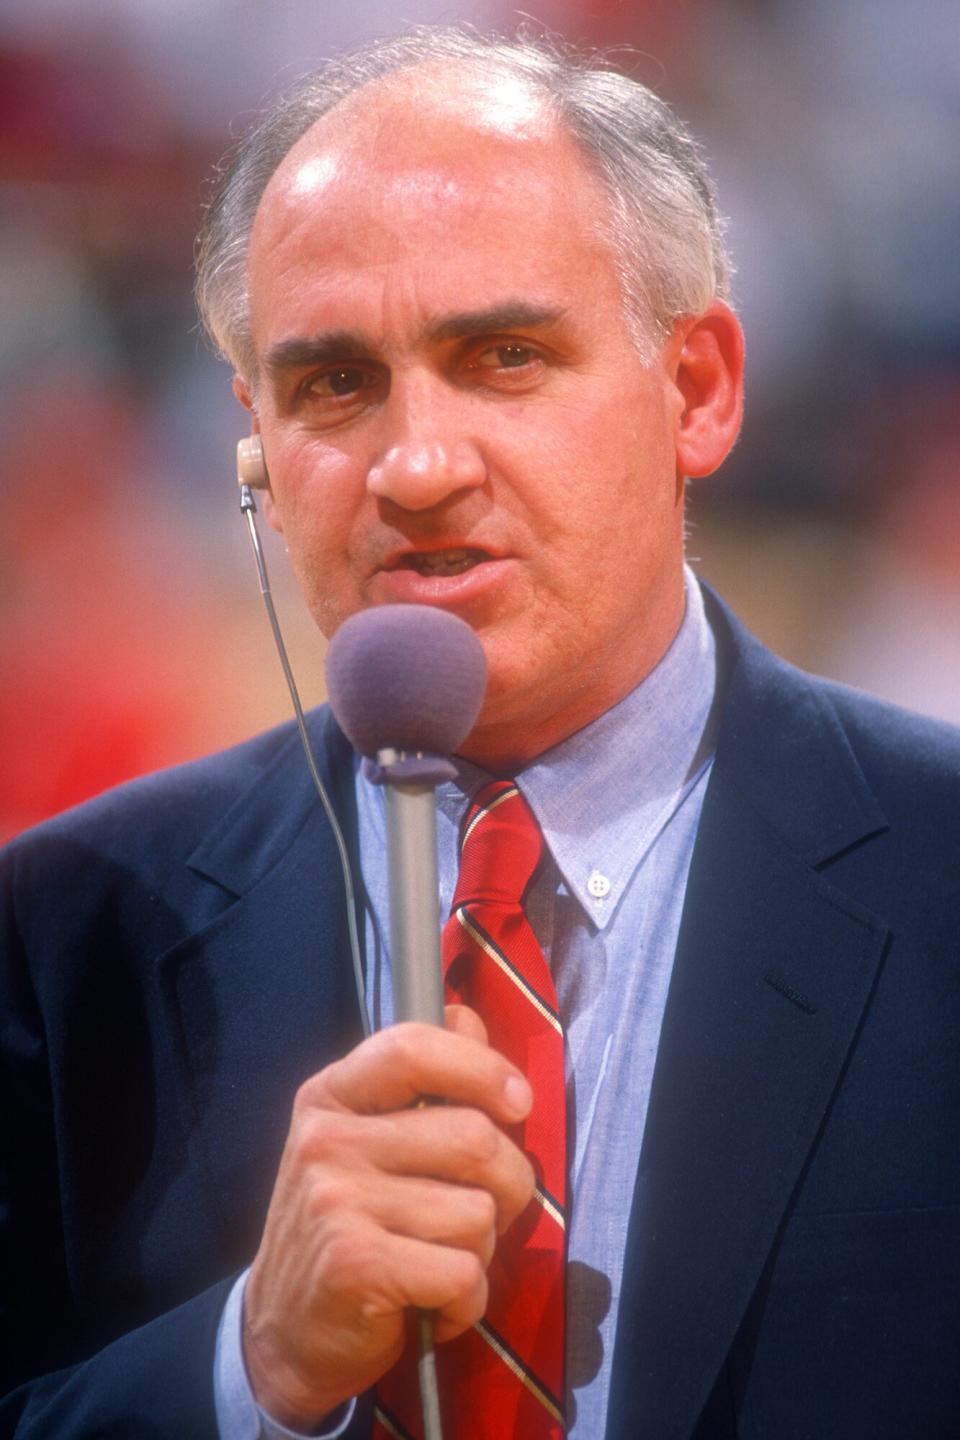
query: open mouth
395 547 490 577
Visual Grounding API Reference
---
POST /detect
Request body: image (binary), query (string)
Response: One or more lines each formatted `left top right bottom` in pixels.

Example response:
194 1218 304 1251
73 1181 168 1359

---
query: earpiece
237 435 269 489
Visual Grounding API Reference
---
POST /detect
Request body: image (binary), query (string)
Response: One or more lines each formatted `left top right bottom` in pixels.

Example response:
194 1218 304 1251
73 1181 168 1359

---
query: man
2 27 959 1440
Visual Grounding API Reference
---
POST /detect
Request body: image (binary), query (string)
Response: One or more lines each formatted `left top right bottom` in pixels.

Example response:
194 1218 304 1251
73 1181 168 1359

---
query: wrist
243 1306 350 1432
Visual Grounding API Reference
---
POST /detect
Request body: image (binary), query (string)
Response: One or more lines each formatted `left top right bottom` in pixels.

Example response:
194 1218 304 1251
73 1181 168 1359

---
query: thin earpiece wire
239 483 370 1040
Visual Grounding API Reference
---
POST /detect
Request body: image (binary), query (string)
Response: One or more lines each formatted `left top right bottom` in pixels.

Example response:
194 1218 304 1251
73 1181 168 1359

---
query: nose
366 375 487 511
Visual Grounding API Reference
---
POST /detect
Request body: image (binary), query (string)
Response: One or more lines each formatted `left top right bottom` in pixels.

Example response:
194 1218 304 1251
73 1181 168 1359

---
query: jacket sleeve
0 717 370 1440
0 1285 231 1439
0 836 234 1438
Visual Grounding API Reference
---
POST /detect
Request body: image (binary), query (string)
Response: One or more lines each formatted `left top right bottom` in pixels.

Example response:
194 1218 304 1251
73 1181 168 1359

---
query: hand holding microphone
241 606 535 1435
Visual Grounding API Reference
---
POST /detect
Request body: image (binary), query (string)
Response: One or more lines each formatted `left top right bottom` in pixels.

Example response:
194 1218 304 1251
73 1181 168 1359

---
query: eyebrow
425 302 568 342
263 331 369 378
262 303 568 378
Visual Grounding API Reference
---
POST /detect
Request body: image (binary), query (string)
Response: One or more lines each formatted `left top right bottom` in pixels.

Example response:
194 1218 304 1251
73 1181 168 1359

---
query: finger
304 1022 532 1124
378 1106 534 1226
362 1231 490 1341
443 1003 487 1046
346 1175 498 1267
291 1103 535 1232
304 1155 500 1266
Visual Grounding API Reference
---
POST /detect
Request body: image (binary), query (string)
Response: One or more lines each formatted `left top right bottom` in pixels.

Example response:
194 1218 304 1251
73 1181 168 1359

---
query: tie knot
452 780 543 909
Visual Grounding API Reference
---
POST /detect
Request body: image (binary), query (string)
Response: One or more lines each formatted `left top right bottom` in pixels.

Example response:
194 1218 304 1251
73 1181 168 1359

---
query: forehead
247 67 618 344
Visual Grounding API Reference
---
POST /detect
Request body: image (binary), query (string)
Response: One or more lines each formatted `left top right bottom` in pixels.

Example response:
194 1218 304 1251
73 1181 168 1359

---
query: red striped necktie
374 779 567 1439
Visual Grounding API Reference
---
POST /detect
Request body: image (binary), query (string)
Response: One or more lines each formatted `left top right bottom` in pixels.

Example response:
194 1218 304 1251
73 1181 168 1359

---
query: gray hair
195 26 731 381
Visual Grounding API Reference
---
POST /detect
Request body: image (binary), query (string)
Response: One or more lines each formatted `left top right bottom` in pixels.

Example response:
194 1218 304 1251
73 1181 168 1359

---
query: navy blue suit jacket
3 593 959 1438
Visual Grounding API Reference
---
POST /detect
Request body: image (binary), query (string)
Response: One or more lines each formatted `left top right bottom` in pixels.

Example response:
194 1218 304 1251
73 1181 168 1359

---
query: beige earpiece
236 435 269 489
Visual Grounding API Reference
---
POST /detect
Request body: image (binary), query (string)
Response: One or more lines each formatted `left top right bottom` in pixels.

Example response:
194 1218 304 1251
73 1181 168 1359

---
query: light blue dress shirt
216 570 718 1438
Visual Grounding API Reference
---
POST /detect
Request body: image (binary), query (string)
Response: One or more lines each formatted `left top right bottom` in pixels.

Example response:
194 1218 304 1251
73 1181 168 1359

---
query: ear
232 374 284 536
670 301 745 480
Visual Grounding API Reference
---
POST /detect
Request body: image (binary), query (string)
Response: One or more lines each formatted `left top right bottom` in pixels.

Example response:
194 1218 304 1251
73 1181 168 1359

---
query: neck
460 592 687 773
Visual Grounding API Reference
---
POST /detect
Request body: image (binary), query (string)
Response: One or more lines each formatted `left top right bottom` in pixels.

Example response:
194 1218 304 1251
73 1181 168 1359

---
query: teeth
407 548 484 576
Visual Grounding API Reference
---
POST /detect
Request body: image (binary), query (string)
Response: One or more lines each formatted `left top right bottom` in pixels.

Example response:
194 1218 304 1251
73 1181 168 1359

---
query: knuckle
455 1256 489 1327
293 1074 313 1108
378 1023 435 1091
454 1110 498 1169
316 1219 378 1298
467 1277 489 1326
296 1054 356 1117
465 1186 497 1237
455 1249 485 1298
497 1156 536 1232
378 1022 418 1068
288 1107 342 1167
292 1071 326 1115
306 1171 351 1220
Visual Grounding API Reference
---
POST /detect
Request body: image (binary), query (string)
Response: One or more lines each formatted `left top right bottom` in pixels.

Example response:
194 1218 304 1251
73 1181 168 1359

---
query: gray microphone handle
382 778 447 1440
384 782 445 1026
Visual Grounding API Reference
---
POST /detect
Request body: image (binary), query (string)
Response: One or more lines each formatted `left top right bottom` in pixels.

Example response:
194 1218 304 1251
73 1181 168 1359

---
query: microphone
326 605 487 1440
325 604 487 1025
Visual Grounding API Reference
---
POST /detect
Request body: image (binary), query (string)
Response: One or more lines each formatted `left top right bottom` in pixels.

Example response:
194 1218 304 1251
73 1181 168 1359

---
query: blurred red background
2 0 958 841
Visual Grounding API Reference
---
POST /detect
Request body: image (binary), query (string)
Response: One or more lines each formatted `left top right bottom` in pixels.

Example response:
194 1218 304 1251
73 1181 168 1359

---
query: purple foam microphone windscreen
325 605 488 758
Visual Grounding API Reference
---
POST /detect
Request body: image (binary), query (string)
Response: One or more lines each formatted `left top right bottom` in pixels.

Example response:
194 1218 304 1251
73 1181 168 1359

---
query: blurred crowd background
2 0 959 841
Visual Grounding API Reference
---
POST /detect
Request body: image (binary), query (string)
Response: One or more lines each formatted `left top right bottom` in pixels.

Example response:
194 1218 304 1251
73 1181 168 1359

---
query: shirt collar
437 569 718 930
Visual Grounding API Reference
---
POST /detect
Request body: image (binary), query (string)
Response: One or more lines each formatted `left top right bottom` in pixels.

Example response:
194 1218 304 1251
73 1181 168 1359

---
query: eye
305 365 374 398
473 343 538 370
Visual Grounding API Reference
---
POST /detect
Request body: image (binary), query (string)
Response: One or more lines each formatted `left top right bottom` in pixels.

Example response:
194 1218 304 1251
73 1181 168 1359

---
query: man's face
243 74 689 766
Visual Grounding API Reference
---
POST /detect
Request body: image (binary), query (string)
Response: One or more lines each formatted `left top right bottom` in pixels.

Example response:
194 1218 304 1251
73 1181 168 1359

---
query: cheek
262 440 371 630
266 434 364 550
512 427 657 570
270 428 358 496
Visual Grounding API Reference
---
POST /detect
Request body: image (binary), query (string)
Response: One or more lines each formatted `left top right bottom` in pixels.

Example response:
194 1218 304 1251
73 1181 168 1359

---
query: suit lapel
607 598 890 1439
154 710 367 1257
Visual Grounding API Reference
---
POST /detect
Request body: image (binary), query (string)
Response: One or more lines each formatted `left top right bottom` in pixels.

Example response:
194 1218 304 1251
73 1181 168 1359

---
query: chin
471 661 554 732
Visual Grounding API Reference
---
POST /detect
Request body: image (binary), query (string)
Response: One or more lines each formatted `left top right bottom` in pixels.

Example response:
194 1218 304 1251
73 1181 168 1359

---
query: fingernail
504 1074 532 1118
